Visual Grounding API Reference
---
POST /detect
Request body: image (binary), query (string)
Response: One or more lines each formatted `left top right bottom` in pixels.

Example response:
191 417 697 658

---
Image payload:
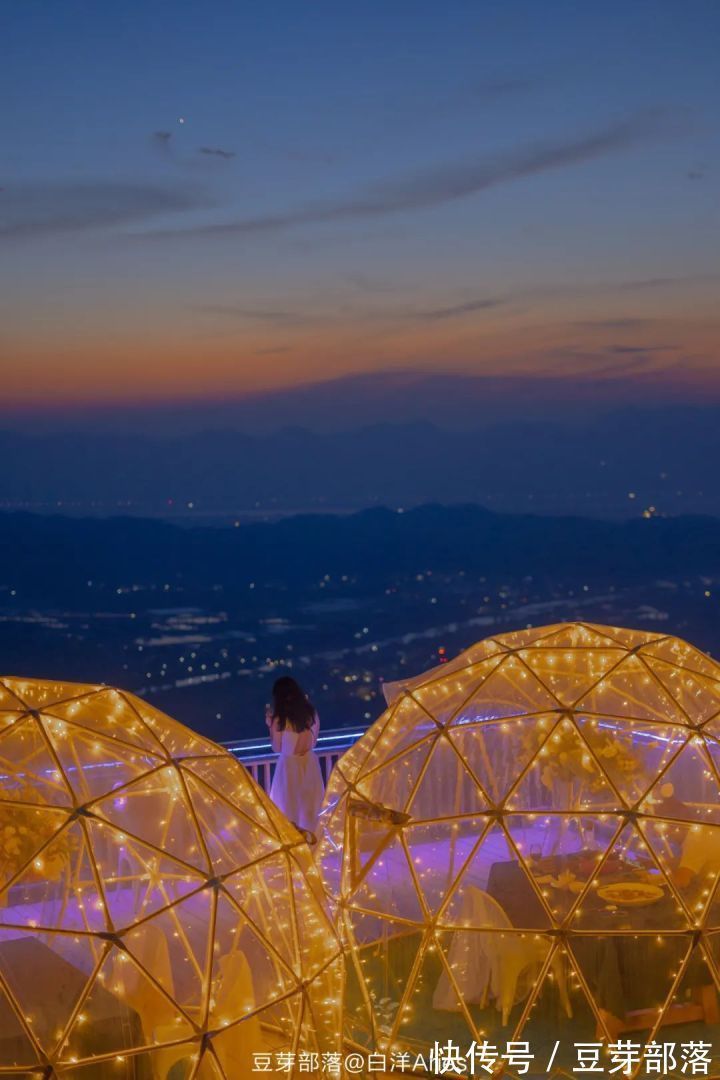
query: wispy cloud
594 354 682 380
575 317 657 330
195 293 507 329
195 304 308 327
532 344 680 381
416 297 506 321
0 181 205 241
608 343 677 354
198 146 236 160
150 131 175 159
150 131 236 165
517 273 718 308
141 109 680 241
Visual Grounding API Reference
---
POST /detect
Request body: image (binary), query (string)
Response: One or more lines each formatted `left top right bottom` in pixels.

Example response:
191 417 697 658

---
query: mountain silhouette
1 405 719 517
2 504 719 607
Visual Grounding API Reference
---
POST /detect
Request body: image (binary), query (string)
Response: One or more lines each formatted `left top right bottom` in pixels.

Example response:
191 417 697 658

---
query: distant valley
1 504 719 741
2 405 720 519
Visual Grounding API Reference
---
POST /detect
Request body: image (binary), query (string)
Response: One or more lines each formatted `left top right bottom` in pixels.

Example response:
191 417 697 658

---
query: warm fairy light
317 621 720 1069
0 675 343 1076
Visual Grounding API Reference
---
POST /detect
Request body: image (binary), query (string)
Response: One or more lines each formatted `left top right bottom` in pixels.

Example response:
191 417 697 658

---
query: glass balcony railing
222 725 365 791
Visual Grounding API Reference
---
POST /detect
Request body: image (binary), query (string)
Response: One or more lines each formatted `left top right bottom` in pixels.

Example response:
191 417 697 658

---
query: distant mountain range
1 405 719 518
2 504 719 606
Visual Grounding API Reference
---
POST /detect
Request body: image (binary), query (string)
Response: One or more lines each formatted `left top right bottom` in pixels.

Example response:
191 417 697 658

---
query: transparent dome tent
0 677 342 1079
317 623 720 1077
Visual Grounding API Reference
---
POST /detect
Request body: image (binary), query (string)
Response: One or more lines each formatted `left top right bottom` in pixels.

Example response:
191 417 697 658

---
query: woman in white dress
266 676 325 834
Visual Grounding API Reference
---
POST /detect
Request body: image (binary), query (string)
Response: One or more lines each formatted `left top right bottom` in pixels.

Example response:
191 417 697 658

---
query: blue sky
1 0 718 413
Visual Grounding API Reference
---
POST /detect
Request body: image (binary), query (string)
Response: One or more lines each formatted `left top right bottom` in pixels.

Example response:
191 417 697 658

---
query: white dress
269 714 325 833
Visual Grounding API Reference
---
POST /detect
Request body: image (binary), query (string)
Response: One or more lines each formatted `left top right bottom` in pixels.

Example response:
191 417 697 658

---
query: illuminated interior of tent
317 622 720 1073
0 679 342 1079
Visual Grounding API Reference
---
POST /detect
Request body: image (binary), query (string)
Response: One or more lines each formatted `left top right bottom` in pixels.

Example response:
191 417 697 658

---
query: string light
317 621 720 1067
0 676 343 1076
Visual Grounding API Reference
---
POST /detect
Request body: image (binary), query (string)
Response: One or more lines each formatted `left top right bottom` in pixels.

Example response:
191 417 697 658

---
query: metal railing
222 725 365 792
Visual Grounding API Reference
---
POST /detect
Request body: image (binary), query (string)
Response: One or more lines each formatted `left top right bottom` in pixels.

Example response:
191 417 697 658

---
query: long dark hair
271 676 315 732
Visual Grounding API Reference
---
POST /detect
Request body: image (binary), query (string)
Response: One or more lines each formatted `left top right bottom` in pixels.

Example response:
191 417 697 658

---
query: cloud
151 131 236 166
532 344 680 381
0 181 206 241
608 344 677 355
151 131 174 157
198 146 236 160
416 297 506 321
195 304 308 327
196 293 507 329
142 109 681 241
519 273 718 309
594 353 682 380
575 317 655 330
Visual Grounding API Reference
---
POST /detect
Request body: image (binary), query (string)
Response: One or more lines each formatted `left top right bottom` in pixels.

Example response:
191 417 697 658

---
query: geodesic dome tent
317 623 720 1076
0 677 342 1080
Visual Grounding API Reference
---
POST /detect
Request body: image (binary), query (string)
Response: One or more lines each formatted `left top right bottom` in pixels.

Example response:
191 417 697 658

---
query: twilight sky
1 1 719 418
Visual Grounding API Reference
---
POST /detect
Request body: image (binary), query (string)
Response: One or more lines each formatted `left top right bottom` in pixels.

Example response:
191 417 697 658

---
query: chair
433 885 572 1026
109 927 175 1024
209 949 263 1076
150 949 261 1079
108 929 181 1079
